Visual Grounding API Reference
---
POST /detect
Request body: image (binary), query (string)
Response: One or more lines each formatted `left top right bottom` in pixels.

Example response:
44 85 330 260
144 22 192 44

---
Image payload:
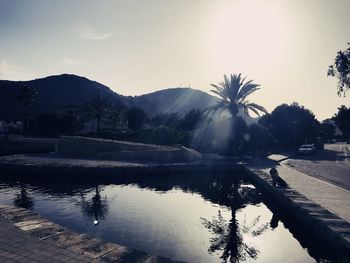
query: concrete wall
57 136 201 162
0 136 57 156
245 167 350 254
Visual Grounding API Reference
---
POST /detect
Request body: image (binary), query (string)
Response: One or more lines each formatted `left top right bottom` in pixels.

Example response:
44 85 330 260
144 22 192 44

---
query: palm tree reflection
79 185 109 225
202 175 268 262
14 184 34 209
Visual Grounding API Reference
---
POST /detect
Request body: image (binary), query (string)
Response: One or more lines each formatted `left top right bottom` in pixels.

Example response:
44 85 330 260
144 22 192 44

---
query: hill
0 74 219 120
0 74 123 120
127 88 217 116
0 74 257 123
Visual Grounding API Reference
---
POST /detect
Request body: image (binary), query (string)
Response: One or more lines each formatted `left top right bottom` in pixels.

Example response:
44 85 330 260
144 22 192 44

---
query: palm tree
17 84 38 131
201 175 268 262
79 185 109 225
208 74 268 118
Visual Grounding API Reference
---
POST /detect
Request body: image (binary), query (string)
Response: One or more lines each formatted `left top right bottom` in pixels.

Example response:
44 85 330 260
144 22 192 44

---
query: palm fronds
209 74 268 118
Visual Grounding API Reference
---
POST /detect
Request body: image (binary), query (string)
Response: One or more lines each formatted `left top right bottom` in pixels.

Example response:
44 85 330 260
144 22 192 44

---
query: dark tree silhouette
126 107 148 131
87 92 109 134
333 105 350 139
201 175 268 262
180 109 203 131
17 84 38 130
17 84 38 111
245 124 275 155
328 43 350 96
151 113 179 128
259 103 320 148
320 123 336 141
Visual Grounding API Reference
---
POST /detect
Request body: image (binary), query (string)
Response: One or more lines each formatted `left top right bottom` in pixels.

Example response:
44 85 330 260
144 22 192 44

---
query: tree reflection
14 184 34 209
202 175 268 262
79 185 109 225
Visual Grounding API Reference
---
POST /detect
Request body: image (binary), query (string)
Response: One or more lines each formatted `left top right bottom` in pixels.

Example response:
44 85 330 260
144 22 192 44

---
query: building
0 121 23 134
56 106 128 135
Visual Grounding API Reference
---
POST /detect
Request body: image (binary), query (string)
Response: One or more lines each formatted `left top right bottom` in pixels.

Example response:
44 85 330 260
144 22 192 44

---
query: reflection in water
0 172 341 262
202 212 269 263
79 185 109 225
202 174 268 262
270 214 279 230
14 184 34 209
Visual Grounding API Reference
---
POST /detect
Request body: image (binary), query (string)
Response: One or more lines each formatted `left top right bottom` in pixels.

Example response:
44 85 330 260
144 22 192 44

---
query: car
298 144 316 154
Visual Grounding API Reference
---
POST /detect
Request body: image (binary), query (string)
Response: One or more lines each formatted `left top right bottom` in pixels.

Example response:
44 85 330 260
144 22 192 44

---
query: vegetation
8 73 341 156
319 122 336 141
86 92 110 134
333 105 350 139
208 74 268 118
34 113 77 136
17 84 38 130
126 107 148 131
259 103 320 148
328 43 350 96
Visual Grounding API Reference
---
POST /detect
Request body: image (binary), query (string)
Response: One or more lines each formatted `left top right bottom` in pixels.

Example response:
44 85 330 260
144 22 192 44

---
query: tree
87 92 109 134
126 107 148 131
150 113 179 128
208 74 268 118
328 43 350 96
320 123 336 141
79 185 109 225
180 109 203 131
201 174 268 262
245 124 275 155
17 84 38 110
259 103 320 148
333 105 350 139
17 84 38 131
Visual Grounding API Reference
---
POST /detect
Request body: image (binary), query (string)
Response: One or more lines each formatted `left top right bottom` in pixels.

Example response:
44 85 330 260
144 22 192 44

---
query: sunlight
205 0 291 75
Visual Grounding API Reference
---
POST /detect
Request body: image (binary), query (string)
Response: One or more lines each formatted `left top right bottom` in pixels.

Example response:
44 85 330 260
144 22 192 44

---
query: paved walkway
262 163 350 224
0 215 92 263
0 205 181 263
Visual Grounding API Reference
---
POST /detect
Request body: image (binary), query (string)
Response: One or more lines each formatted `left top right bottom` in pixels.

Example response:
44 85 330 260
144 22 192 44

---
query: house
55 106 128 134
0 121 23 134
79 108 128 134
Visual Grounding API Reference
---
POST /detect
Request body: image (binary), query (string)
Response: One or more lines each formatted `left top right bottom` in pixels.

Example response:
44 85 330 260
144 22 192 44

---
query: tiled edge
0 204 182 263
245 168 350 253
0 159 243 179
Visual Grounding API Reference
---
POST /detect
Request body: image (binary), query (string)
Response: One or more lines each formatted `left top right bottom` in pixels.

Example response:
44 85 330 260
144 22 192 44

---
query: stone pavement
0 214 92 263
245 161 350 253
0 205 182 263
265 163 350 224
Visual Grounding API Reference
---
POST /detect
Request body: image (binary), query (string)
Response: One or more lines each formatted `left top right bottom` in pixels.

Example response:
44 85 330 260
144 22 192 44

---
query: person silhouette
269 168 278 186
269 168 287 188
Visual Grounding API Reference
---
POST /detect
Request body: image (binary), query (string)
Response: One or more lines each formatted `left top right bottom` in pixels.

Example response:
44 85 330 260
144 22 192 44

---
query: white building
0 121 23 134
55 106 128 135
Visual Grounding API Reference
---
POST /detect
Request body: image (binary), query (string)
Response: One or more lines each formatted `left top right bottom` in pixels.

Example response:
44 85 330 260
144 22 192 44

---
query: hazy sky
0 0 349 120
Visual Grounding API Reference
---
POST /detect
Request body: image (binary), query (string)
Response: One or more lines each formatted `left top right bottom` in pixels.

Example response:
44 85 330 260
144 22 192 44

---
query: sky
0 0 349 120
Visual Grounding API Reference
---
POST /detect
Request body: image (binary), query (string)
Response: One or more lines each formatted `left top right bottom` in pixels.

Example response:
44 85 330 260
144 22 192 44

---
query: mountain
0 74 219 120
127 88 218 116
0 74 257 123
0 74 123 120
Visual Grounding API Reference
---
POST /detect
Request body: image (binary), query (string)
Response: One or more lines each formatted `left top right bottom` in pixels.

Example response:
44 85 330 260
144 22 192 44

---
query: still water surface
0 172 337 262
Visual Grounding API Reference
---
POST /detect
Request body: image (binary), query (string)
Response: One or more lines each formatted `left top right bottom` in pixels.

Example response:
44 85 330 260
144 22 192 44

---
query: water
0 172 339 262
